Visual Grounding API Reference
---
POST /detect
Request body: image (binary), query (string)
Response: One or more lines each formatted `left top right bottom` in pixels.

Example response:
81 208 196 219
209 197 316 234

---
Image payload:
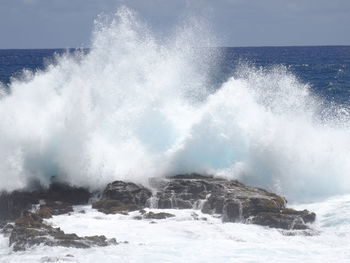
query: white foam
0 7 349 202
1 198 350 263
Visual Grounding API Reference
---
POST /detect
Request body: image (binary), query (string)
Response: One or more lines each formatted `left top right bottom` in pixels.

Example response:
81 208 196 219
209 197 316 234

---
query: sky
0 0 349 48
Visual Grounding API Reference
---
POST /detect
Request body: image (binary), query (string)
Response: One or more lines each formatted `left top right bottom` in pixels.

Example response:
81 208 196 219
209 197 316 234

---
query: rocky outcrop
149 174 315 230
0 173 316 253
0 191 38 222
151 174 216 209
132 210 175 220
142 211 175 220
0 182 116 251
247 210 315 230
101 181 152 206
8 211 116 251
0 182 91 222
36 201 74 219
92 174 315 230
92 181 152 214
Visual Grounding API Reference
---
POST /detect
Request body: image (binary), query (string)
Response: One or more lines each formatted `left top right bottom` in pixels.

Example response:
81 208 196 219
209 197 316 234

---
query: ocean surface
1 8 350 262
2 46 350 105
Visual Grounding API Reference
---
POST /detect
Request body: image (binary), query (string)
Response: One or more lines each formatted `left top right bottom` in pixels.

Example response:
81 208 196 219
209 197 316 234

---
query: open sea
1 46 350 102
1 46 350 104
0 9 350 263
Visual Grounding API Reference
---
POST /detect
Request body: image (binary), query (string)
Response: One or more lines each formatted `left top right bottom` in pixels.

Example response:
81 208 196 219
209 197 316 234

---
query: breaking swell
0 7 349 203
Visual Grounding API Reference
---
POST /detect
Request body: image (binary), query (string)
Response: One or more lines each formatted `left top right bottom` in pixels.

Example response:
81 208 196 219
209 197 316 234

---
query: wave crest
0 7 349 202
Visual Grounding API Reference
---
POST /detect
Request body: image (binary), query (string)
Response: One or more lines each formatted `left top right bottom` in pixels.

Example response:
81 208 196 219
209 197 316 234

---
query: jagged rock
132 210 175 220
0 191 39 221
101 181 152 206
37 201 74 219
92 181 152 214
9 211 117 251
1 173 316 238
149 173 316 230
92 200 139 214
247 209 316 230
38 182 91 205
247 211 313 230
143 211 175 220
153 174 214 209
0 182 91 221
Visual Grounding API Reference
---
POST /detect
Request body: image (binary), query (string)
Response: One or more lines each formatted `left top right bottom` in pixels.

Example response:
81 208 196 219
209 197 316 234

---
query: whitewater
1 7 350 262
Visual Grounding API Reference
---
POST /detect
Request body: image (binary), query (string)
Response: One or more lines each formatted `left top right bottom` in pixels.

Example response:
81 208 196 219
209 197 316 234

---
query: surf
0 7 349 202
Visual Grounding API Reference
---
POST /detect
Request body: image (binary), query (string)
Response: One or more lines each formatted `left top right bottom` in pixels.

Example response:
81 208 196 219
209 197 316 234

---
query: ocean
2 46 350 105
0 8 350 262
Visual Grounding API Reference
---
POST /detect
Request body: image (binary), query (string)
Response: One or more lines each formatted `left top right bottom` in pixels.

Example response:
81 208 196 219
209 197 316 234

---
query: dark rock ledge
155 174 315 230
0 182 91 222
8 211 116 251
95 174 315 230
0 183 116 251
0 173 316 251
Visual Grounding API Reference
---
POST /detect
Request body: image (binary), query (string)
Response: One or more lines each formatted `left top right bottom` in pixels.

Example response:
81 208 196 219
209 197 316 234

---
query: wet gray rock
92 181 152 214
101 181 152 206
132 210 175 220
143 211 175 220
0 182 91 222
246 209 316 230
149 173 316 230
0 191 38 222
9 211 117 251
1 172 316 246
37 201 74 219
152 174 215 209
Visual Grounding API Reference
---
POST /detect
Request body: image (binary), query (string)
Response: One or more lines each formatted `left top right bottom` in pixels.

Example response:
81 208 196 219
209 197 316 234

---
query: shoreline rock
0 173 316 251
155 174 315 229
9 211 116 251
143 211 175 220
91 181 152 215
0 182 91 222
92 173 315 230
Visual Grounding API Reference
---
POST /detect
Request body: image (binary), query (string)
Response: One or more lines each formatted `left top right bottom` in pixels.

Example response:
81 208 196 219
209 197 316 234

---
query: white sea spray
0 7 349 202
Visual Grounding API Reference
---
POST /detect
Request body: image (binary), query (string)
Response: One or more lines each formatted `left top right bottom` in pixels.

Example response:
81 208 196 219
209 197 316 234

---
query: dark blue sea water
1 46 350 105
219 46 350 105
0 49 60 85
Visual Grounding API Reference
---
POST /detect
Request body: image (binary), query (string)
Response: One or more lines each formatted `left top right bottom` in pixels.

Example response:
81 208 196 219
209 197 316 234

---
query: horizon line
0 44 349 51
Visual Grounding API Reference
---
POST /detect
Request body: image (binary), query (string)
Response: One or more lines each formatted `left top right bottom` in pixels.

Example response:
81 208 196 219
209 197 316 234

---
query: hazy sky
0 0 349 48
